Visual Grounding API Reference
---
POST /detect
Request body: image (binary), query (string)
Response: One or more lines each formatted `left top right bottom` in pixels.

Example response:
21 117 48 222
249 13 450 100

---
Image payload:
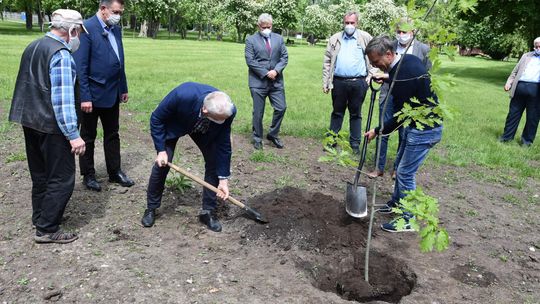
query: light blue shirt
334 32 366 78
519 55 540 83
97 15 120 61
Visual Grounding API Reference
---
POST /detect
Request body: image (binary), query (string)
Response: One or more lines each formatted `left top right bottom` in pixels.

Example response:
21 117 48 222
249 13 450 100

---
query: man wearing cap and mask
322 11 375 155
368 18 431 179
499 37 540 147
140 82 236 232
75 0 133 192
10 9 87 244
245 13 289 150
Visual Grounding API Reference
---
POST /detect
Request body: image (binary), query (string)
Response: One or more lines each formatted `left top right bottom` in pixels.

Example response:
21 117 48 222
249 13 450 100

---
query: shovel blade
346 182 368 218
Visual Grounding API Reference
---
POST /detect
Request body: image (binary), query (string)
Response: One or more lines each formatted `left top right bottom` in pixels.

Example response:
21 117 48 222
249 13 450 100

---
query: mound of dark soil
242 187 417 303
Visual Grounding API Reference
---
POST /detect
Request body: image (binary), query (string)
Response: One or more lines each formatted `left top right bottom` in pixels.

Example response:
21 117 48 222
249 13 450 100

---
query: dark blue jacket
150 82 236 177
74 15 127 108
378 54 440 134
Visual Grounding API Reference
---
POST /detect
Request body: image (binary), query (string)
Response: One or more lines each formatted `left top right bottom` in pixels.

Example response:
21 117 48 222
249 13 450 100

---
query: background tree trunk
138 20 148 37
25 8 32 30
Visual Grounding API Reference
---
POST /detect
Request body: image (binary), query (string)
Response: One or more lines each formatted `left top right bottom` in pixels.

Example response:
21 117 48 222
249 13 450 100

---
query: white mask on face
260 28 271 38
68 26 80 52
344 24 356 36
396 33 412 45
107 13 121 26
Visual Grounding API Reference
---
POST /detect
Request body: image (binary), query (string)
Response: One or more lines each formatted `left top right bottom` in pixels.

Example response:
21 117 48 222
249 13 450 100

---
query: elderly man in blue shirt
500 37 540 146
323 11 374 154
10 9 87 244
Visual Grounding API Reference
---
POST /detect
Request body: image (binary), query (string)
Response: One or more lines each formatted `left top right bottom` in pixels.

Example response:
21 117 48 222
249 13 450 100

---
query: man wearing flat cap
10 9 87 244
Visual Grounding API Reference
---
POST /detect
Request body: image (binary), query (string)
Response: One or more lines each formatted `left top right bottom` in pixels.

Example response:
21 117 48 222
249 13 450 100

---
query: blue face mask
534 49 540 56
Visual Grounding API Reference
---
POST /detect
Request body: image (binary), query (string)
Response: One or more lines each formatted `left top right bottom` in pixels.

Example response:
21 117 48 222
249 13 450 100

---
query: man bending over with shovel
364 36 443 233
141 82 236 232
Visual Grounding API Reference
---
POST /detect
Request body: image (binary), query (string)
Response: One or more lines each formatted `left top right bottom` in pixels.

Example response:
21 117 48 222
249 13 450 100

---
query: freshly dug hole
243 187 416 303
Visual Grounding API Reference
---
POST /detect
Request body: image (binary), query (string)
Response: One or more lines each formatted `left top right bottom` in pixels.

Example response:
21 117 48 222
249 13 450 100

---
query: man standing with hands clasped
245 13 288 150
10 9 87 243
75 0 134 192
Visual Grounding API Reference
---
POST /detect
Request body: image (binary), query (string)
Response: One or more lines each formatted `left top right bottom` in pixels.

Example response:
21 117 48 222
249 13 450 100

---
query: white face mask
396 33 412 45
68 26 80 52
344 24 356 36
260 28 271 38
107 13 121 26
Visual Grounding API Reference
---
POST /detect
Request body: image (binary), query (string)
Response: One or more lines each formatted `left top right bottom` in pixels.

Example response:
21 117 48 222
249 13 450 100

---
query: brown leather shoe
391 170 396 180
367 170 384 179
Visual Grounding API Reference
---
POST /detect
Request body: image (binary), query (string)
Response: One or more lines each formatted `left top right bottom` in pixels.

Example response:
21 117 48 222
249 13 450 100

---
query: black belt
334 76 365 81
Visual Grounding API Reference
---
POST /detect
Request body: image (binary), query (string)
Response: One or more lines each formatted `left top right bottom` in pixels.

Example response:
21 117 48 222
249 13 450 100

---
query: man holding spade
364 36 443 233
141 82 236 232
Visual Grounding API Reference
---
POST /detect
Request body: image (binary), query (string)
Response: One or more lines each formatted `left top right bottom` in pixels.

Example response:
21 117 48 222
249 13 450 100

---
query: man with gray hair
245 13 289 150
10 9 87 243
141 82 237 232
323 11 374 154
363 35 442 233
499 37 540 146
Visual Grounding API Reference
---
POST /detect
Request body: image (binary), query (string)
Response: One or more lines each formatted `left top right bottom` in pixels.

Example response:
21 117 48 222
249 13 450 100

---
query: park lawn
1 20 538 180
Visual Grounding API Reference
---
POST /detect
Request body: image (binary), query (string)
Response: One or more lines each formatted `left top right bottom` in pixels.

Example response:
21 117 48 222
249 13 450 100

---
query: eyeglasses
396 30 408 34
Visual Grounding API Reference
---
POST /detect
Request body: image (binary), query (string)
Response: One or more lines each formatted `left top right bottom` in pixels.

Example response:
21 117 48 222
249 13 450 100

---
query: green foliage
318 130 357 167
303 4 332 39
165 172 193 194
5 151 26 163
359 0 406 36
17 277 29 285
394 188 450 252
249 150 286 163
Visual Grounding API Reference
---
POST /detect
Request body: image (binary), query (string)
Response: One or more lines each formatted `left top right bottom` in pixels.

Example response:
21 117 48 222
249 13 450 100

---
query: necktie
191 117 210 134
264 37 271 54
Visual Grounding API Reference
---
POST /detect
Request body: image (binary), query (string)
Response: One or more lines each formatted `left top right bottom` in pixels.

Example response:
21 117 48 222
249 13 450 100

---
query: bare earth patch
0 110 538 303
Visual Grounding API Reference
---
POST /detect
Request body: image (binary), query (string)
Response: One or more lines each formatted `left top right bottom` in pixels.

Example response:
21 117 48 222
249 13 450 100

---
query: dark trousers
79 102 121 176
250 87 287 143
146 133 219 211
501 81 540 144
330 77 368 149
23 127 75 234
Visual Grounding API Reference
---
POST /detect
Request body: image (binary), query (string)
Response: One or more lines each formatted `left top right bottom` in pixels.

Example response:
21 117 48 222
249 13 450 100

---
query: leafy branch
393 188 450 252
318 130 357 167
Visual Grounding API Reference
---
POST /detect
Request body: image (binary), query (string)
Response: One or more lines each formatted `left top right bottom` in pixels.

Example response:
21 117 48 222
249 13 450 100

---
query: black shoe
83 174 102 192
141 209 156 227
253 141 263 150
199 210 222 232
376 200 397 214
109 170 135 187
266 135 284 149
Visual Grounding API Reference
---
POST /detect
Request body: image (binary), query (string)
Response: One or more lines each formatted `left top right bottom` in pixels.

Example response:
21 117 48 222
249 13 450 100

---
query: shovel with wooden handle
167 162 268 224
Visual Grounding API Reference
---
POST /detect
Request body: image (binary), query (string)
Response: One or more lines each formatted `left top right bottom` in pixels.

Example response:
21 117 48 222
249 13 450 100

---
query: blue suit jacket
74 15 127 108
150 82 236 177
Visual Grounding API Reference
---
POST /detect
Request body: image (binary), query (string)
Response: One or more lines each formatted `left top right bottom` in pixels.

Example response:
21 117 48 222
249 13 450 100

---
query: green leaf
435 229 450 252
420 232 435 252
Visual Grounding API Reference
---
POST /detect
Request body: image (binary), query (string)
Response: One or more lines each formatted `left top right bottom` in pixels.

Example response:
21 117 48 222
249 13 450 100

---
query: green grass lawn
1 21 538 179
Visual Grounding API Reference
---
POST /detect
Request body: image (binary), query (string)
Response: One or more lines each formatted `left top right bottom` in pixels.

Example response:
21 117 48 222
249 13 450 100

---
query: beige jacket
322 29 375 90
505 52 537 98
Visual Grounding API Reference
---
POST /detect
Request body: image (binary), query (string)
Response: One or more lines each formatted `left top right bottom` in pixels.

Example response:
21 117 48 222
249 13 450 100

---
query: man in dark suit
74 0 133 192
141 82 236 232
245 13 288 150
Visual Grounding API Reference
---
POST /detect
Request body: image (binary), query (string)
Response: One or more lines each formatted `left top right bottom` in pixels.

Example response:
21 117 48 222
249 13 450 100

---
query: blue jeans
391 125 443 203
